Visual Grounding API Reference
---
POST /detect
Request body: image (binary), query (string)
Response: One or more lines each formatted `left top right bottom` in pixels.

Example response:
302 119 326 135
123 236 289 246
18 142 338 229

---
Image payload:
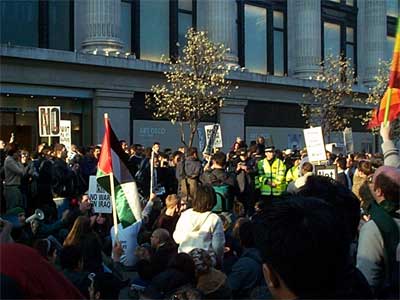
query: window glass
140 0 169 62
178 12 192 52
121 1 132 52
346 27 354 43
346 44 354 66
329 0 341 2
274 30 284 76
273 11 284 29
49 0 71 50
245 4 267 74
386 35 395 62
386 0 399 17
346 0 354 6
179 0 192 11
324 22 341 57
0 0 39 47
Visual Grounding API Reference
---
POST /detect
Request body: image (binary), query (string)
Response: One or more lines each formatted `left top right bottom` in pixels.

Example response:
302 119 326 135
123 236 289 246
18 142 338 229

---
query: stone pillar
289 0 321 79
93 89 133 143
81 0 123 53
219 99 248 152
362 0 386 86
206 0 238 65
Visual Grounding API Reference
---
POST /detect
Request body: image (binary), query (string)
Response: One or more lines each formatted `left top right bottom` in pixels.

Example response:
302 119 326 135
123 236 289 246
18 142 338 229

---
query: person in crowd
91 213 112 253
3 143 26 210
144 228 178 278
255 146 286 200
152 193 180 236
286 162 314 194
256 136 265 154
32 237 58 264
235 148 256 215
145 252 196 298
176 147 202 204
352 160 374 204
336 157 352 190
52 143 75 199
357 166 400 299
173 184 225 262
33 144 54 212
227 220 264 299
88 272 122 300
201 151 236 213
254 196 372 299
129 144 144 175
59 244 91 298
189 248 232 299
285 154 300 185
120 140 129 155
380 121 400 168
63 216 103 273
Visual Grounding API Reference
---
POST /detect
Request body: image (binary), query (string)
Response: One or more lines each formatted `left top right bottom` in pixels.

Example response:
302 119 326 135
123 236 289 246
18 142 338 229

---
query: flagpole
109 172 118 238
150 149 154 197
104 113 118 238
383 88 393 126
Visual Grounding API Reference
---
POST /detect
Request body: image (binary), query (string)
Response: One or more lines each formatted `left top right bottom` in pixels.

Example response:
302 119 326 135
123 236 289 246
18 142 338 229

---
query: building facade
0 0 399 152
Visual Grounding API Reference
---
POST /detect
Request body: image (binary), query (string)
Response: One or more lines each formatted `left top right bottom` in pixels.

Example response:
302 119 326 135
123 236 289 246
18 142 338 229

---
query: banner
38 106 61 137
303 127 327 162
88 176 112 214
204 124 223 154
60 120 71 152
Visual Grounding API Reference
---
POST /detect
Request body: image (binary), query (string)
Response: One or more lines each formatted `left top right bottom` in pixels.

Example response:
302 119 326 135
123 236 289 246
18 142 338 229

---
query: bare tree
301 54 357 141
357 60 400 140
146 28 235 148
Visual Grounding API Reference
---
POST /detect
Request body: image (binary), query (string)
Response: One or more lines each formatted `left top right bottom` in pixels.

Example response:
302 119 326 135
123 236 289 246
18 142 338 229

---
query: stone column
362 0 386 86
206 0 238 65
93 89 133 143
289 0 321 79
219 99 248 152
81 0 123 53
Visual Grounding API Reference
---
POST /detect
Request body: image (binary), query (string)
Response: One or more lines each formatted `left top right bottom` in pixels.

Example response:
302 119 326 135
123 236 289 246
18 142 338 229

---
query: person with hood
189 248 231 299
227 220 264 299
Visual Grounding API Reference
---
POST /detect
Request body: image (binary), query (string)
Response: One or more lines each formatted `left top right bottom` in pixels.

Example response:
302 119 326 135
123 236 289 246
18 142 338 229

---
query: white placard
38 106 61 137
88 176 112 214
315 165 337 180
204 124 223 148
343 127 354 154
303 127 327 162
60 120 71 151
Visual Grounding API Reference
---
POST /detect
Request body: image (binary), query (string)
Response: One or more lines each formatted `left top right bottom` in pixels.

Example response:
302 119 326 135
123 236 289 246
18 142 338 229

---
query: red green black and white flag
96 116 141 227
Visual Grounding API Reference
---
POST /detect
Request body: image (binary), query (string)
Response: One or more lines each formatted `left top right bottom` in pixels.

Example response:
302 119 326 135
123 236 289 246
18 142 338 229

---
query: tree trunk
188 120 198 149
178 122 188 148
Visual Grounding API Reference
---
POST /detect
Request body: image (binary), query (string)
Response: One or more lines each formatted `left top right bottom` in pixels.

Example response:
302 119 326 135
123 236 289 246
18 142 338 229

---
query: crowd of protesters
0 121 399 300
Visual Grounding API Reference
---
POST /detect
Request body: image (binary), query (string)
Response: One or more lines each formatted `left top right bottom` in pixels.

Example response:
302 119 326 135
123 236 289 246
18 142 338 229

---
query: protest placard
60 120 71 151
303 127 327 162
38 106 61 137
88 176 112 214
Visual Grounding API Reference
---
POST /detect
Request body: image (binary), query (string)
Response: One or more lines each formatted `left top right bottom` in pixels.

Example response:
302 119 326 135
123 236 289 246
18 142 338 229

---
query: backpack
212 184 233 213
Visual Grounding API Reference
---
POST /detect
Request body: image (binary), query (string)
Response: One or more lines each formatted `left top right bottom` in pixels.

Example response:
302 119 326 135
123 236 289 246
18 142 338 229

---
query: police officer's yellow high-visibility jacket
255 158 287 196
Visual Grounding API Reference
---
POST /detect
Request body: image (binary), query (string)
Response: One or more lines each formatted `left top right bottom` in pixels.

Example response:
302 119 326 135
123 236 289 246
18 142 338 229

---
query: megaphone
26 209 45 223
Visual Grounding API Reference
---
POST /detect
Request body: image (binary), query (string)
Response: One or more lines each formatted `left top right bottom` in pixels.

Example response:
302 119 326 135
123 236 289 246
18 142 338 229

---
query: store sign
60 120 71 151
303 127 327 162
38 106 61 137
88 176 112 214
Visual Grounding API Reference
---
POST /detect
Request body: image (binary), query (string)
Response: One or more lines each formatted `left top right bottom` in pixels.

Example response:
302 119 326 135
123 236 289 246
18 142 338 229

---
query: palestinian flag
369 18 400 128
96 115 141 227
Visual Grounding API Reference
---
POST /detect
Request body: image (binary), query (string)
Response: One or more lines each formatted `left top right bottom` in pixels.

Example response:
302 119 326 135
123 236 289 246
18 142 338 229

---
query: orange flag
369 18 400 128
